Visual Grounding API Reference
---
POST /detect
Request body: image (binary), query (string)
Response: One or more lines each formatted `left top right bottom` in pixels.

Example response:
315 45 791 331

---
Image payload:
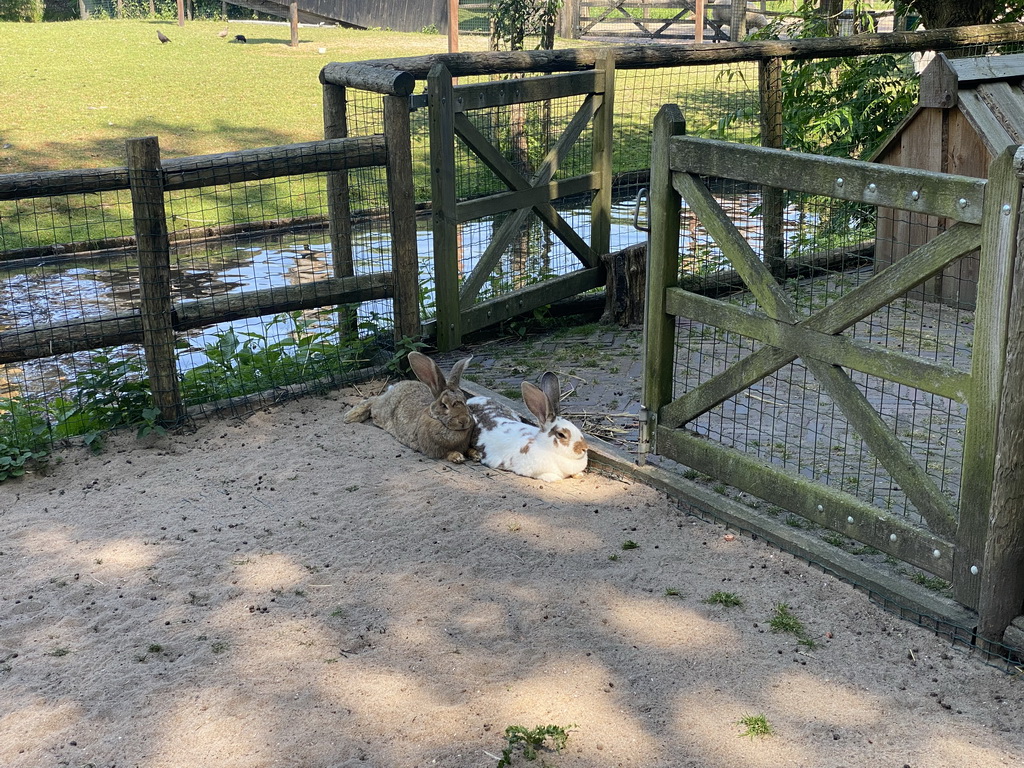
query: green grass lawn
0 19 491 174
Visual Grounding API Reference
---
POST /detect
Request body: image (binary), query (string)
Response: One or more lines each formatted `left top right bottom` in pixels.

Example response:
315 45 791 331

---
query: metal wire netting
1 140 394 453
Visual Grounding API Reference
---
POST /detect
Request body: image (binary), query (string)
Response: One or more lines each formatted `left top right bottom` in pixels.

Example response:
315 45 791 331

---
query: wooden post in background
126 137 184 427
427 63 461 352
448 0 459 53
759 56 785 279
176 0 184 26
558 0 580 40
694 0 705 43
289 1 299 47
591 50 616 264
383 94 422 343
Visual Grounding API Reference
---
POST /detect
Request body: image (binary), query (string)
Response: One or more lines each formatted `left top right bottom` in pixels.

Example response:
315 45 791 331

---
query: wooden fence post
323 83 354 278
558 0 581 39
977 147 1024 646
383 93 423 343
640 105 686 461
428 62 461 352
759 56 786 280
323 82 359 338
591 49 616 264
126 136 184 427
955 146 1022 610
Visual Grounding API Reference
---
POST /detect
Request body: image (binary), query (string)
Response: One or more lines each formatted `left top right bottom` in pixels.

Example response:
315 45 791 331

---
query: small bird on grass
234 34 247 43
157 30 171 44
218 29 229 38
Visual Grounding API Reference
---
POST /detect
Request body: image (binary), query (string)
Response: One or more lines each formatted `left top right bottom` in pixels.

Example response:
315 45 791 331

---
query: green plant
497 723 574 767
0 396 51 482
664 588 682 597
621 540 639 550
50 352 164 450
737 713 774 738
703 591 743 607
769 603 817 648
911 573 950 592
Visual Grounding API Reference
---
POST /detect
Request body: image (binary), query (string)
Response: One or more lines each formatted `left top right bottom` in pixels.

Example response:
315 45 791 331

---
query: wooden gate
427 52 615 351
643 104 1024 616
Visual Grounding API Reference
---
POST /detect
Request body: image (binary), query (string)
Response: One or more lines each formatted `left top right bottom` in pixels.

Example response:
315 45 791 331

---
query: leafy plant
497 723 574 767
0 396 51 482
737 713 774 738
50 352 163 450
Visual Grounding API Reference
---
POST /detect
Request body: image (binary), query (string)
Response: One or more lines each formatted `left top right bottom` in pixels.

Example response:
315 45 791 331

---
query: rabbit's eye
555 429 569 442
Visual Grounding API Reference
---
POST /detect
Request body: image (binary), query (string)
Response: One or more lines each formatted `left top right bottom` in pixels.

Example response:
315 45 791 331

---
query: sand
2 386 1023 768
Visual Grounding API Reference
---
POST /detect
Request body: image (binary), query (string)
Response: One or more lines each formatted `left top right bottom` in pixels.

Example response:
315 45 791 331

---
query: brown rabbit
343 352 477 463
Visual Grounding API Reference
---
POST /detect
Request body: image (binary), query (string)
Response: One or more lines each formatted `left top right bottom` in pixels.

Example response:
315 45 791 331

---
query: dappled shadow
2 393 1023 767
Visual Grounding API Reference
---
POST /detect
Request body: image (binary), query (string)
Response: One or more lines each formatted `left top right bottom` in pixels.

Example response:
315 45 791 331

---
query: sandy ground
2 386 1023 768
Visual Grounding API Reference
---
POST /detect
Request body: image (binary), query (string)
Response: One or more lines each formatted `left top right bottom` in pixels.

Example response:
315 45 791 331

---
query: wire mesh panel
1 136 394 458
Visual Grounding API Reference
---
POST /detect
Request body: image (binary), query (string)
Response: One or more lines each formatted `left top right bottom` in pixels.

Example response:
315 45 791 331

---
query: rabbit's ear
539 372 561 417
408 351 445 395
446 355 473 389
522 380 555 426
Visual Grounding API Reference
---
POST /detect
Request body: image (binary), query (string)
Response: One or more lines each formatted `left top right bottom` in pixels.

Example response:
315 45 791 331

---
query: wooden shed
872 53 1024 309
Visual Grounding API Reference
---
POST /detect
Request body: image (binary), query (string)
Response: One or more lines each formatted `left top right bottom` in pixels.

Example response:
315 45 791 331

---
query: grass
769 602 818 648
703 591 743 607
737 713 774 738
497 724 574 767
0 20 488 175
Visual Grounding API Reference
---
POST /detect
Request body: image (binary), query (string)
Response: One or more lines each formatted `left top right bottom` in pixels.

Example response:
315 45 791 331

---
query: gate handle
633 188 650 232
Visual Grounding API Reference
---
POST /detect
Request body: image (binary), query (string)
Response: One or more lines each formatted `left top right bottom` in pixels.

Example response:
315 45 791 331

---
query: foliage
497 724 574 767
703 591 743 607
750 1 918 160
49 352 163 450
1 0 42 21
768 602 817 648
179 309 383 404
490 0 562 50
0 397 51 481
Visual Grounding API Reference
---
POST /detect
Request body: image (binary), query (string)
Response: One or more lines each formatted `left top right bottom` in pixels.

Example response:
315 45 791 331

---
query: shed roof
870 53 1024 162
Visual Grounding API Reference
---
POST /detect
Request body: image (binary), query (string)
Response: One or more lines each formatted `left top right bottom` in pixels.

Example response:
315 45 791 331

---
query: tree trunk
910 0 1000 29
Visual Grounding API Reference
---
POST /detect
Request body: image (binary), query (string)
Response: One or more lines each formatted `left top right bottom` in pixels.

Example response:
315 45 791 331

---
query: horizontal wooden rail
455 174 597 222
317 62 416 96
325 22 1024 81
453 70 602 111
669 137 988 224
0 273 392 364
0 136 387 201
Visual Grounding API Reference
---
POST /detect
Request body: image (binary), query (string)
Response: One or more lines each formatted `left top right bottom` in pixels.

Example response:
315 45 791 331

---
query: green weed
703 591 743 607
737 713 774 738
497 724 574 767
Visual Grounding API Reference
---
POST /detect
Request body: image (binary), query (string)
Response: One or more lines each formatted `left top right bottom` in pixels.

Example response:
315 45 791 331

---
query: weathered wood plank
423 268 604 337
126 136 183 426
455 174 597 222
656 426 955 578
591 50 615 262
349 23 1024 78
669 137 986 225
427 63 462 351
759 56 785 279
383 94 422 341
452 71 600 111
977 177 1024 644
162 136 387 191
318 61 417 96
664 288 971 402
641 105 687 458
956 147 1024 609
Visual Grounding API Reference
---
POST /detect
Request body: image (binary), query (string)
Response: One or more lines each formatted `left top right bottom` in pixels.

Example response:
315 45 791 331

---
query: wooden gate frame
427 51 615 351
643 104 1024 621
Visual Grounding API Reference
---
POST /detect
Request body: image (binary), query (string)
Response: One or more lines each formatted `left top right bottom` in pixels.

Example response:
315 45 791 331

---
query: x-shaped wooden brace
659 172 982 538
453 92 601 309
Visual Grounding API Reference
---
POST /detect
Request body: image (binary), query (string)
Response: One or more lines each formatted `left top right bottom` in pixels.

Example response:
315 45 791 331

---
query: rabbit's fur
469 371 588 482
344 352 477 463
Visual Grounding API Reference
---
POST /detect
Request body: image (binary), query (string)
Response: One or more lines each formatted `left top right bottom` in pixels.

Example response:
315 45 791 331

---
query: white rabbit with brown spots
469 371 588 482
344 352 477 464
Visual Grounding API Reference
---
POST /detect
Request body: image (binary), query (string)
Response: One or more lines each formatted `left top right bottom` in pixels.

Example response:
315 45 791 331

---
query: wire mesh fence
1 138 395 465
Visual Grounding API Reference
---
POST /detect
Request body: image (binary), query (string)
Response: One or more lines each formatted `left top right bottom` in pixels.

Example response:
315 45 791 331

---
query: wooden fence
0 134 420 423
644 103 1024 647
